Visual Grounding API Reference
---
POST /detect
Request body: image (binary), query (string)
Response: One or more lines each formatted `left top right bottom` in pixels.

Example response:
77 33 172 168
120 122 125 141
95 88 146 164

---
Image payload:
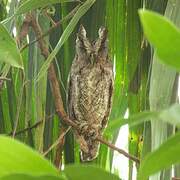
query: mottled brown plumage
67 25 114 161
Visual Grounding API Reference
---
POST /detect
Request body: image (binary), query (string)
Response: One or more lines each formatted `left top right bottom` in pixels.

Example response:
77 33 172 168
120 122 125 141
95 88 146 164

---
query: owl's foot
78 122 89 135
88 127 99 140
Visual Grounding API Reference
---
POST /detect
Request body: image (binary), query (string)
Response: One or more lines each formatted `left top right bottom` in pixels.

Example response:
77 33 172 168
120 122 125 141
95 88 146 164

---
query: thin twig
17 13 32 45
96 137 140 164
8 114 55 136
0 77 11 81
20 5 80 52
21 13 140 165
8 120 43 136
54 127 66 169
0 77 11 90
43 127 71 156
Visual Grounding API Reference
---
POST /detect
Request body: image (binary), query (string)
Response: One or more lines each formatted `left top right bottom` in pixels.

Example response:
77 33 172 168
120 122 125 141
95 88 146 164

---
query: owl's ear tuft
98 26 108 41
76 25 92 56
95 27 108 58
78 25 87 39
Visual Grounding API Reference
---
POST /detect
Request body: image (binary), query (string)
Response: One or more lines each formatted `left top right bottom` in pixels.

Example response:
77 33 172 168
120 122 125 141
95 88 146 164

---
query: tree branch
20 13 140 165
8 120 42 136
8 114 54 136
96 137 140 163
20 5 80 52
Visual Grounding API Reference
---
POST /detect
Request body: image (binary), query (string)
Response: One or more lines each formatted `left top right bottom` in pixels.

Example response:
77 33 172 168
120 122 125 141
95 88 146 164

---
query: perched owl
67 25 114 161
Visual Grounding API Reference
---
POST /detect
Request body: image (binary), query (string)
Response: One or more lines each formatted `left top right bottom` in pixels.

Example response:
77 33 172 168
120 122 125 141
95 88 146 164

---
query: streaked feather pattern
67 25 114 161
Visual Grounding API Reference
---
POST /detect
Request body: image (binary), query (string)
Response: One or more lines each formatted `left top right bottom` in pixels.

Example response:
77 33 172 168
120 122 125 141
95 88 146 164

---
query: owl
67 25 114 161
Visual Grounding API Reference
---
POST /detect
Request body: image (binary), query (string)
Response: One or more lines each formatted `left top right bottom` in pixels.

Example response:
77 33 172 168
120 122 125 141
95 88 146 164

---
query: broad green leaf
105 104 180 135
15 0 79 15
138 132 180 180
158 104 180 126
105 111 158 135
0 174 66 180
0 136 59 177
139 10 180 70
0 24 23 68
64 165 120 180
35 0 96 82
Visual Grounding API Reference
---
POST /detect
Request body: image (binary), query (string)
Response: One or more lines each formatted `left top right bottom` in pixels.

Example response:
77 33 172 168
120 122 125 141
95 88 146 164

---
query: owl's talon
87 125 100 140
88 129 98 140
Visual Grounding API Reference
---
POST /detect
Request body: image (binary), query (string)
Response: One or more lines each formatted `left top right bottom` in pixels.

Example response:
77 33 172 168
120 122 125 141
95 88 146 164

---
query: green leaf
0 24 23 68
105 104 180 135
105 111 158 135
64 165 120 180
0 174 66 180
138 132 180 180
158 104 180 127
0 136 59 177
139 10 180 70
35 0 96 82
15 0 79 15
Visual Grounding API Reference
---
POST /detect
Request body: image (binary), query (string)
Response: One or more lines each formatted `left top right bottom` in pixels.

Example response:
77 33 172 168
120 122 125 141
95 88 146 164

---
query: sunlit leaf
105 111 158 135
0 136 59 177
0 174 66 180
139 10 180 70
105 104 180 135
35 0 96 82
0 24 23 68
158 104 180 126
138 132 180 180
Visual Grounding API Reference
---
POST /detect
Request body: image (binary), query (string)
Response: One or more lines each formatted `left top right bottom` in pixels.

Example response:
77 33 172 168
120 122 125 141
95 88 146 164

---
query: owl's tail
75 132 100 161
80 140 100 162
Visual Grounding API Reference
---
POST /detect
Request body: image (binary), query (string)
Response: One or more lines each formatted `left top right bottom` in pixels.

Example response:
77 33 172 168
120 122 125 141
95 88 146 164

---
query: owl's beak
89 53 96 64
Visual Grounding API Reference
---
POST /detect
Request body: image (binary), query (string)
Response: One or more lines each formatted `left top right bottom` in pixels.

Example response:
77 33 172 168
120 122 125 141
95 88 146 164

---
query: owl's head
76 25 108 63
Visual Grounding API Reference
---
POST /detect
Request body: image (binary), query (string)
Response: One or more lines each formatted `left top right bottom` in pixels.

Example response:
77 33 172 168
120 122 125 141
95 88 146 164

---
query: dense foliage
0 0 180 180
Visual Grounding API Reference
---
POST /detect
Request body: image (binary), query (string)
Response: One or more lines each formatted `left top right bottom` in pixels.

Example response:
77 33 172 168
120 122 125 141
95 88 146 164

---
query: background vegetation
0 0 180 179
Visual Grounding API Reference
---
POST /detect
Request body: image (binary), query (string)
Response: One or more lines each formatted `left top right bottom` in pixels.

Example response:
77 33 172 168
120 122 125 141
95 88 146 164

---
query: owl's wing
67 73 74 119
101 77 114 130
67 55 82 122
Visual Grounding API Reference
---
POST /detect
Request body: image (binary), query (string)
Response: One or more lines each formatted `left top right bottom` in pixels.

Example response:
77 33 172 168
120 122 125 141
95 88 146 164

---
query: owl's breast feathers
70 57 113 129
